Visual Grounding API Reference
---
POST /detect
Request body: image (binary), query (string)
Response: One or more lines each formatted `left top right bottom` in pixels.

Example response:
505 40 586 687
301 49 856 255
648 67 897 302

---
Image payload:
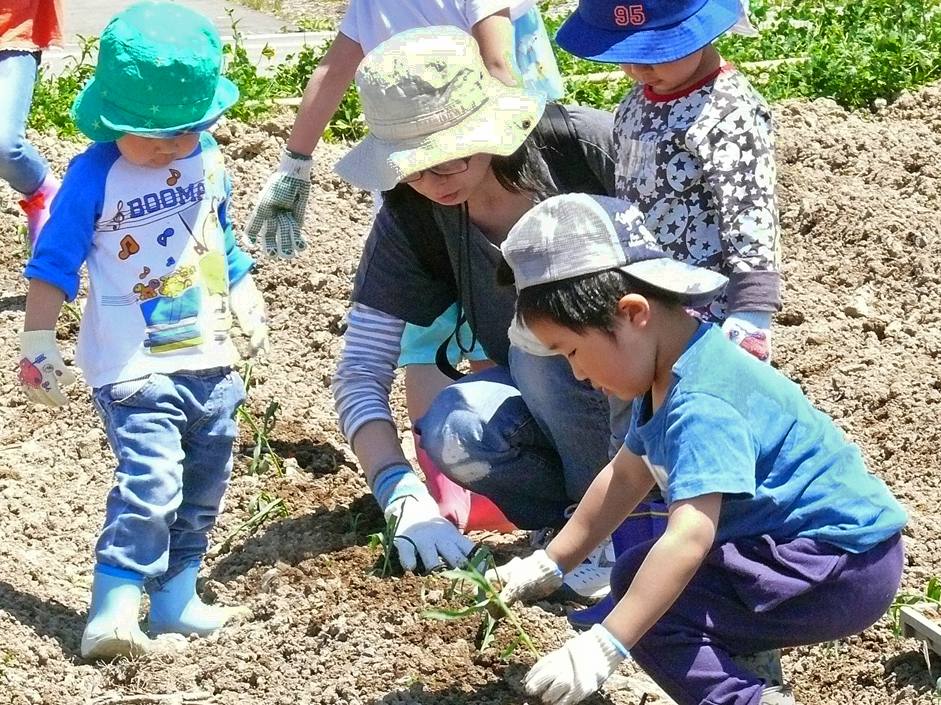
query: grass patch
25 0 941 140
549 0 941 111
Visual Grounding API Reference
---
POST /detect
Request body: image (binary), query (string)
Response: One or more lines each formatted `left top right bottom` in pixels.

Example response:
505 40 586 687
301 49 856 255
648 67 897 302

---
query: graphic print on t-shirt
96 159 231 354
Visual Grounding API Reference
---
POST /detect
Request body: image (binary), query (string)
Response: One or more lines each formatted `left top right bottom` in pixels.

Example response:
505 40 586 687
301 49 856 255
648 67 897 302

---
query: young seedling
422 547 539 659
367 509 413 578
237 362 284 476
220 490 288 551
889 576 941 637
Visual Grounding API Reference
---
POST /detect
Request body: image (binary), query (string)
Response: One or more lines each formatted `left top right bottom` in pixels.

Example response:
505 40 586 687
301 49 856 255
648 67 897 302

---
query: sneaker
732 650 784 688
529 527 556 550
760 685 796 705
554 536 615 604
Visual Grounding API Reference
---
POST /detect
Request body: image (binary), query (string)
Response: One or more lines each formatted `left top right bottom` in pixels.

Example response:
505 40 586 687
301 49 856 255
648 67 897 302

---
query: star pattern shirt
614 66 781 322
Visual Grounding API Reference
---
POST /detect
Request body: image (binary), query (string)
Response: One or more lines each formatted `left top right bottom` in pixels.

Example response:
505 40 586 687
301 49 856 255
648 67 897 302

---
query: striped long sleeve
332 303 406 442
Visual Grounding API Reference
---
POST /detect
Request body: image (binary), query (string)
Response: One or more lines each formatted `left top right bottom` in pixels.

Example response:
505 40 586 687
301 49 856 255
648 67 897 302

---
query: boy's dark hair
501 266 684 335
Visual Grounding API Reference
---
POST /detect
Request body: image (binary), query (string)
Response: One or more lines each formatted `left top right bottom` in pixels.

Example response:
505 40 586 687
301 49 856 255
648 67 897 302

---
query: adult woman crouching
332 26 625 592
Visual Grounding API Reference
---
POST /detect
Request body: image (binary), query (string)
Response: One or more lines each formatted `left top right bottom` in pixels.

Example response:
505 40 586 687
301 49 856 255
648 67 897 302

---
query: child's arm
245 31 364 258
487 446 655 604
698 97 780 360
546 445 656 572
603 493 721 648
471 10 521 88
522 493 721 705
285 31 364 159
24 278 65 331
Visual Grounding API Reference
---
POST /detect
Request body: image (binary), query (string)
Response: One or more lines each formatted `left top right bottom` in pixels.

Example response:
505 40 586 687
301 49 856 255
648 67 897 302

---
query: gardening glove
373 464 475 572
18 329 76 407
524 624 629 705
722 311 772 364
485 550 563 605
244 150 311 259
229 274 269 357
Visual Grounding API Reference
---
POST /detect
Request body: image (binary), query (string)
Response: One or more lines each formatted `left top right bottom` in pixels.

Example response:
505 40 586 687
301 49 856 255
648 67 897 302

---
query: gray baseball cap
502 193 728 307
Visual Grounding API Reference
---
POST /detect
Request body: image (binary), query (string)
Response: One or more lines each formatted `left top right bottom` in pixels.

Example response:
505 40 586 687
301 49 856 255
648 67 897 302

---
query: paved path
42 0 333 75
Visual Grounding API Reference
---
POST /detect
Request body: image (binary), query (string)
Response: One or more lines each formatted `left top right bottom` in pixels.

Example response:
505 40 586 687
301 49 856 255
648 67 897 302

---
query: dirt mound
2 84 941 703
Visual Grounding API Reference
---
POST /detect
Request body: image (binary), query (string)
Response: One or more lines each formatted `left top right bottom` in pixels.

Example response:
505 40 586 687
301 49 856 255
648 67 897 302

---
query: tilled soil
2 85 941 704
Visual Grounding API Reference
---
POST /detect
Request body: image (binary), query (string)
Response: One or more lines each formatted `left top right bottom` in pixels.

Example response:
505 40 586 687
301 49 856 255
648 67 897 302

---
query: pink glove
722 312 772 363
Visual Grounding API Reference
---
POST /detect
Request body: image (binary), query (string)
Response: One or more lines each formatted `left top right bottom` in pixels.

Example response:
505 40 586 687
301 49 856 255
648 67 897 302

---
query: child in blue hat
17 1 268 660
556 0 777 361
554 0 782 636
491 193 906 705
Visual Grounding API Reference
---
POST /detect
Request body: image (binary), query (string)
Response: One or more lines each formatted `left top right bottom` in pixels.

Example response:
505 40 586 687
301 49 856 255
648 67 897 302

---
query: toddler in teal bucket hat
71 0 239 142
18 1 268 660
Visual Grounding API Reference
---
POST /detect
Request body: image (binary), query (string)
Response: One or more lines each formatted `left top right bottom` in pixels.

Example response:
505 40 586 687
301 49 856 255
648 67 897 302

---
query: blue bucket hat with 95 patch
556 0 742 65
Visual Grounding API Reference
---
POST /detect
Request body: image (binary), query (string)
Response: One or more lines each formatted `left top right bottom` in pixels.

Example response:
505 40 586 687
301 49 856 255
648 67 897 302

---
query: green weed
220 490 288 550
296 17 337 32
237 361 284 476
367 509 407 578
888 576 941 637
28 35 97 138
423 547 539 659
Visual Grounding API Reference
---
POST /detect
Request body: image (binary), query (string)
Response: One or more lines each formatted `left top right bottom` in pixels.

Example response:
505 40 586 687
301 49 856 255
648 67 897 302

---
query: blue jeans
418 347 627 529
0 50 47 195
91 368 245 588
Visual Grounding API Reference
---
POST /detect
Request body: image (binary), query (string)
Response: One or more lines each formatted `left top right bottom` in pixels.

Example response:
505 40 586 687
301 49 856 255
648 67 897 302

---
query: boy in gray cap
489 193 906 705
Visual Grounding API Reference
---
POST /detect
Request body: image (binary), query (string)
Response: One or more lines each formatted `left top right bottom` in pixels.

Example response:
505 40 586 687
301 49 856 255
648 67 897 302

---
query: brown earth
2 85 941 704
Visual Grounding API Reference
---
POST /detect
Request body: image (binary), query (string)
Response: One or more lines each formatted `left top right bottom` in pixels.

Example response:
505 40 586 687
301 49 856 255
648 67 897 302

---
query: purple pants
611 532 904 705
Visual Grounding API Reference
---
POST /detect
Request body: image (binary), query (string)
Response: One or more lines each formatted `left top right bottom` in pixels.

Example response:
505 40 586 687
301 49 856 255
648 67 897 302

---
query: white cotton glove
373 464 475 572
524 624 629 705
722 311 772 363
244 150 311 259
18 329 77 407
485 550 563 605
229 274 269 357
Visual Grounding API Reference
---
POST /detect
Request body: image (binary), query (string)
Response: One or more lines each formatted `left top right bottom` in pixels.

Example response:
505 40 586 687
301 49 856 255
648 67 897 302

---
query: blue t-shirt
624 323 906 553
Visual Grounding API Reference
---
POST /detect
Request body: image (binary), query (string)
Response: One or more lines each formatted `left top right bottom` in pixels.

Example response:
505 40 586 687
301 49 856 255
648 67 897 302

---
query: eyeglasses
401 156 472 184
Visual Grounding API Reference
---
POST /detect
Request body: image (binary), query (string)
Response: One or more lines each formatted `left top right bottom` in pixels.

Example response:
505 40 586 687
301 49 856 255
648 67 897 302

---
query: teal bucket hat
72 1 239 142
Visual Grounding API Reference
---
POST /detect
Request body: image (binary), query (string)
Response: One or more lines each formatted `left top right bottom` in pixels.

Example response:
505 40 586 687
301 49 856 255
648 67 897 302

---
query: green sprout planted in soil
237 361 284 476
219 490 288 552
888 576 941 638
423 547 539 659
367 509 413 578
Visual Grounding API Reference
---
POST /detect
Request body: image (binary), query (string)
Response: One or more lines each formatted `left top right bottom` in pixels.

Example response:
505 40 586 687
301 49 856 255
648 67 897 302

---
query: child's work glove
18 330 76 406
524 624 629 705
229 274 269 357
244 150 311 259
722 311 772 363
485 550 563 605
373 464 475 572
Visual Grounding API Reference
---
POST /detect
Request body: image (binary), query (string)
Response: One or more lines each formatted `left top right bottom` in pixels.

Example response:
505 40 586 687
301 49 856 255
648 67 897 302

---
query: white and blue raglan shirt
25 133 254 389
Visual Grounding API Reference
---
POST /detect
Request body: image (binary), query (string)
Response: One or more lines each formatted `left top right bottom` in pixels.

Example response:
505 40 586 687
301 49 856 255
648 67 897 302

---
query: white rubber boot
148 562 250 637
81 565 152 660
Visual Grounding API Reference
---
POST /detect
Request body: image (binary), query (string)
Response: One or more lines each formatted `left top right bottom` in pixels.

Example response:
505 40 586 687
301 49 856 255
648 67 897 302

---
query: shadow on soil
883 650 938 695
208 493 384 583
366 677 622 705
0 293 25 313
0 580 83 659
